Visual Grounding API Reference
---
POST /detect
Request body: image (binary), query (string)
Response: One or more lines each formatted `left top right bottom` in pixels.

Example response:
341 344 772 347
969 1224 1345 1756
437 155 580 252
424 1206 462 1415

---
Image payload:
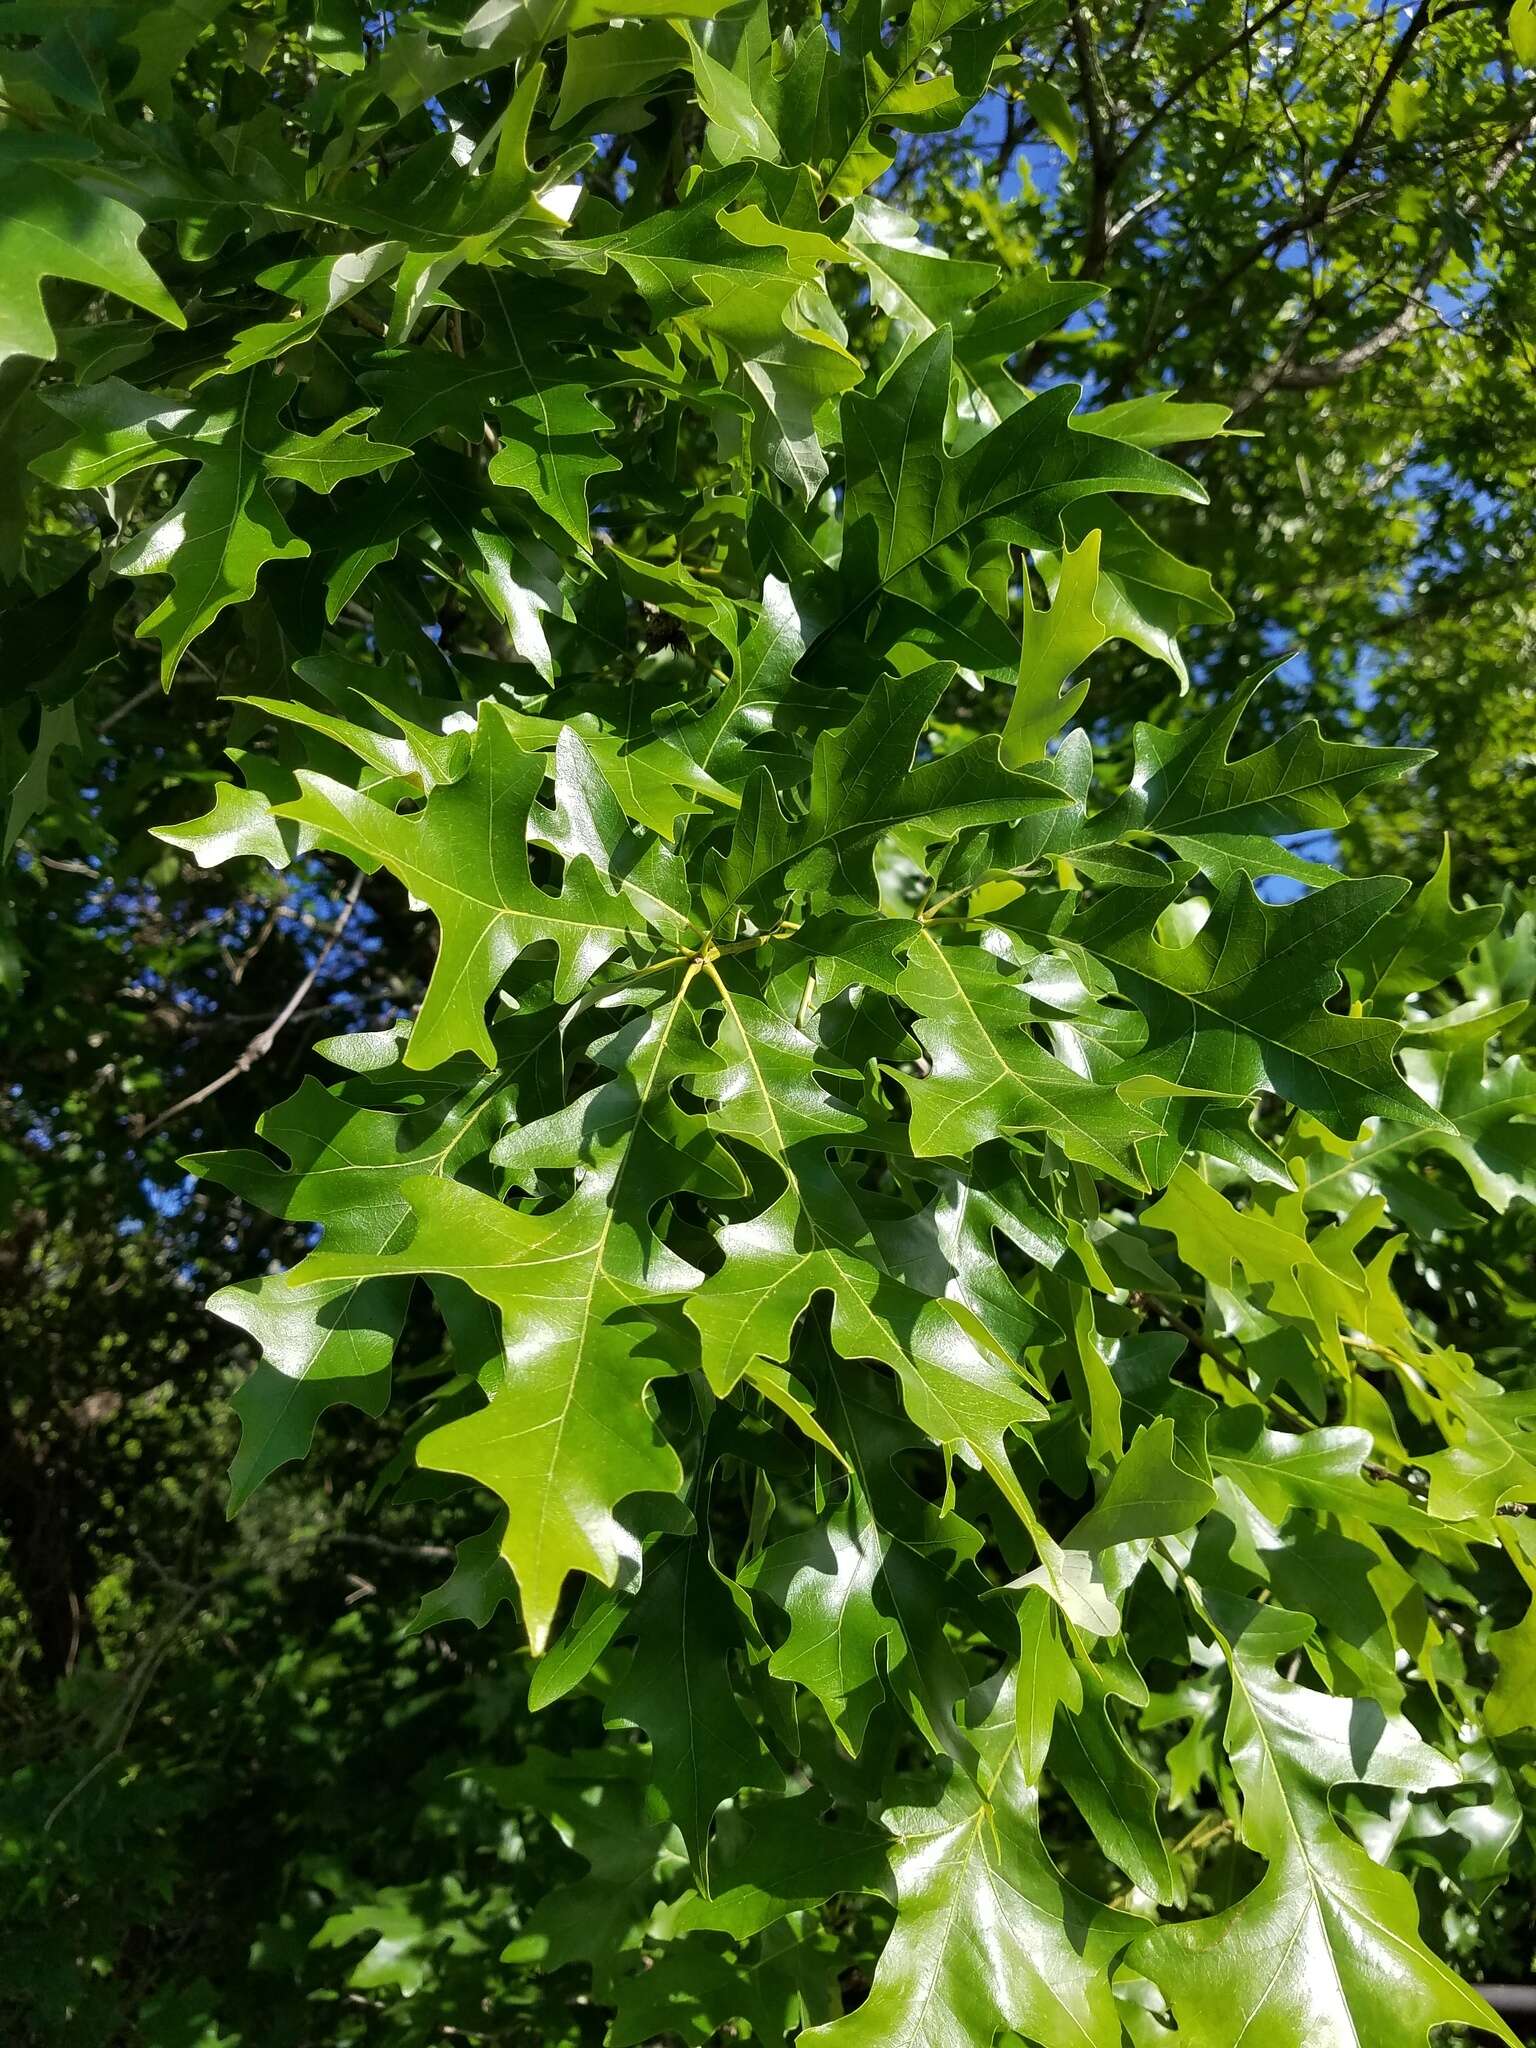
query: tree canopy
2 3 1534 2045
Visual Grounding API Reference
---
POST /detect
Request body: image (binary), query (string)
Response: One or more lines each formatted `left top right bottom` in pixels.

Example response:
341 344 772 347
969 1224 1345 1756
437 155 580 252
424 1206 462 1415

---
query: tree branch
1070 3 1118 277
135 870 364 1140
1314 0 1434 220
1120 0 1437 383
1116 0 1297 172
97 681 160 737
1231 108 1533 411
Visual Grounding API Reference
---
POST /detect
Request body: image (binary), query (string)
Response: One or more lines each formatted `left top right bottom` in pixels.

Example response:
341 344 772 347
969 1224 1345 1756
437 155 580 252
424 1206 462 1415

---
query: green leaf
60 374 406 680
746 1485 895 1752
830 326 1205 669
488 1745 677 1978
1050 1651 1177 1903
803 1745 1140 2047
0 163 184 367
361 274 619 545
277 710 645 1066
1068 876 1449 1137
557 20 683 125
716 661 1072 914
1013 1585 1081 1780
1486 1589 1536 1739
1090 674 1430 889
409 1514 520 1632
1135 1599 1517 2046
664 1790 888 1940
1003 526 1110 760
609 1531 780 1871
1209 1407 1447 1545
214 1282 398 1515
1066 1414 1216 1550
1509 0 1536 64
1023 78 1078 161
295 971 738 1646
306 1164 688 1652
192 1049 526 1507
1343 838 1501 1003
897 924 1163 1186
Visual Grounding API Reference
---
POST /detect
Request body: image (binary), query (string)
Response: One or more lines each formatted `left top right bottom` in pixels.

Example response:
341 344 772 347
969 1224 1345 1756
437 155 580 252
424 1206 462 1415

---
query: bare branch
97 681 160 737
136 869 364 1140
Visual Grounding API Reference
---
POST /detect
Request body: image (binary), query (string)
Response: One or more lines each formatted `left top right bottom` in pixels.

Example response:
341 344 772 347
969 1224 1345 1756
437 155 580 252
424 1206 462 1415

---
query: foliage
932 0 1536 896
3 2 1536 2045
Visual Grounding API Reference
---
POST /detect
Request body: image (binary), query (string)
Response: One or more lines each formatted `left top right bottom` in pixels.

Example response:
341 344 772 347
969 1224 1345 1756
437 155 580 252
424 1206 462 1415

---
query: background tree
2 3 1534 2044
904 0 1536 892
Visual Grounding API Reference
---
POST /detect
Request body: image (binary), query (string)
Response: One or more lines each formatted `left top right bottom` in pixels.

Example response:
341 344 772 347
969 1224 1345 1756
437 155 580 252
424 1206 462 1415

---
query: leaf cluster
2 3 1535 2043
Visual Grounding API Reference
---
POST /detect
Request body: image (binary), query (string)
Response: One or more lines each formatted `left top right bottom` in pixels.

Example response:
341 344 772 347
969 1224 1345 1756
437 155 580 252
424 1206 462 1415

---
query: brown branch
228 903 281 987
325 1531 456 1563
135 870 363 1140
1130 1290 1324 1428
1120 0 1437 382
341 299 388 340
994 26 1074 178
1116 0 1297 171
1069 4 1118 278
97 680 160 737
1315 0 1434 219
1128 1291 1241 1373
1122 0 1159 66
991 98 1022 175
1363 1459 1428 1495
1231 109 1534 411
1480 1988 1536 2021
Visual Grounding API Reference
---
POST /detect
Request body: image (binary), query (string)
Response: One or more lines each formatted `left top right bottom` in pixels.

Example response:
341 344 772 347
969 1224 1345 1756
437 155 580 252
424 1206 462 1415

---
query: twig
1109 1813 1233 1905
228 903 281 987
1107 184 1166 248
1129 1291 1242 1375
45 1577 206 1830
1172 1812 1234 1857
1231 110 1535 412
1130 1290 1319 1426
97 680 160 737
1363 1459 1428 1495
342 300 388 340
1115 0 1296 171
135 871 363 1139
324 1531 455 1564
